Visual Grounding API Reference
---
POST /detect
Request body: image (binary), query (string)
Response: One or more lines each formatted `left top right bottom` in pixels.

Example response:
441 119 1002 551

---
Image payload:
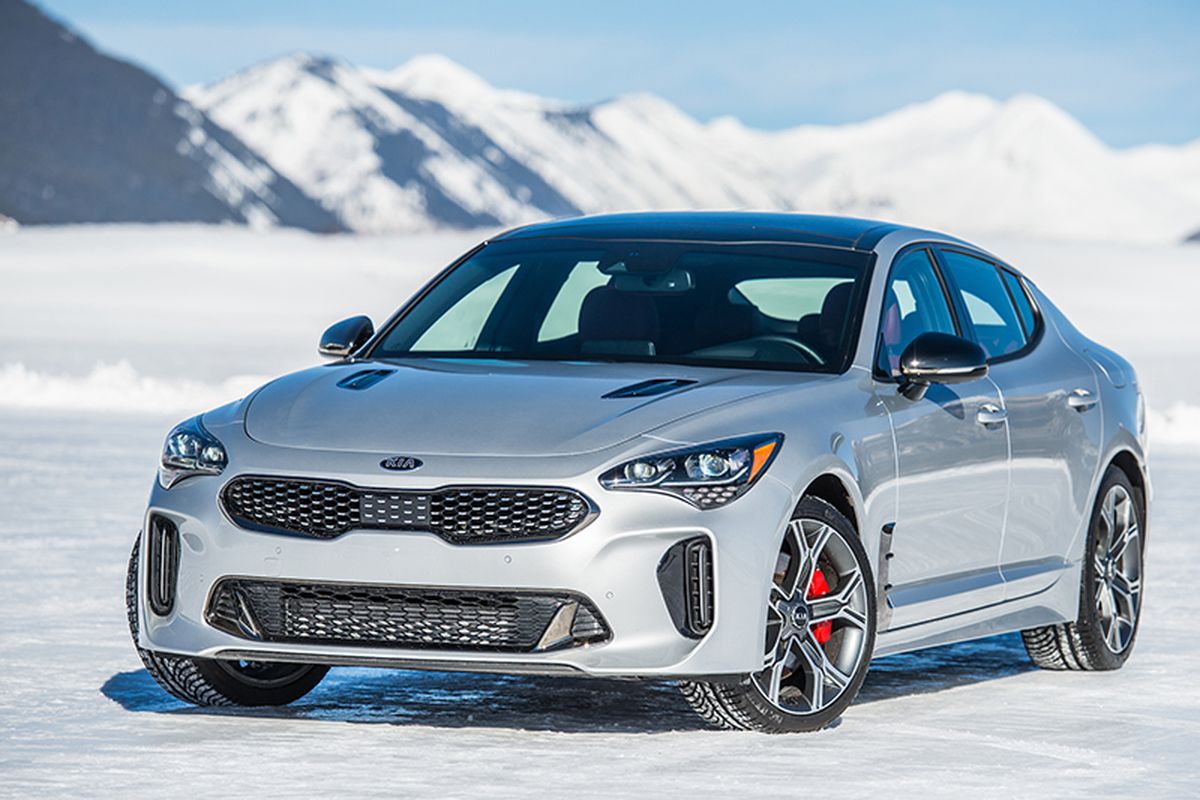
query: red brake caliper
808 569 832 644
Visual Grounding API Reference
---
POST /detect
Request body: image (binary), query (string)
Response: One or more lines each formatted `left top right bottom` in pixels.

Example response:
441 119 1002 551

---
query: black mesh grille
221 476 593 543
206 578 611 653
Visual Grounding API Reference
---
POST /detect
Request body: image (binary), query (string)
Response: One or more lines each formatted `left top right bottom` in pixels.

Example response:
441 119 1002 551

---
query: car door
875 247 1009 628
938 249 1103 600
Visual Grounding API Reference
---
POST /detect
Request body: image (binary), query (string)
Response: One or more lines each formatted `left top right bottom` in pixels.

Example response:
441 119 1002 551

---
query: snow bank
0 361 265 415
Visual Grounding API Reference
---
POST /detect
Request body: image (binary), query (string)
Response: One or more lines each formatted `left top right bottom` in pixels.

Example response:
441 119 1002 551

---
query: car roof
491 211 923 251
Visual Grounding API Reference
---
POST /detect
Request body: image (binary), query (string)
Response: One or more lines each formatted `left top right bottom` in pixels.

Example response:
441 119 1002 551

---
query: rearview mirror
898 332 988 400
319 315 374 359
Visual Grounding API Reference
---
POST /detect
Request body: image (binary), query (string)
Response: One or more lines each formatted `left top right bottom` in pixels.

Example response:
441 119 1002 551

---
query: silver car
127 212 1149 732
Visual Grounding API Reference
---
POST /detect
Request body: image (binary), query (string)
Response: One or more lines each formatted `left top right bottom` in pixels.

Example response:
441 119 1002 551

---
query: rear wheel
125 537 328 706
1022 467 1144 671
681 497 876 732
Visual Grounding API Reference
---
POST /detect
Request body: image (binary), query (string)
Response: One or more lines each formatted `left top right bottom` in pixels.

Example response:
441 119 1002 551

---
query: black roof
493 211 908 251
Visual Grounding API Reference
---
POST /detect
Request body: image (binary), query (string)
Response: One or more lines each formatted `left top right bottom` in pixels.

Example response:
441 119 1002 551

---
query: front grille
656 537 715 638
206 578 611 653
221 476 593 543
145 514 180 616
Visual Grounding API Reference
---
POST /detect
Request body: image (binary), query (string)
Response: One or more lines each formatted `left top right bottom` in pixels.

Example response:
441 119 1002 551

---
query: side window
411 264 519 351
876 249 957 376
940 250 1027 359
1000 269 1037 338
537 260 607 342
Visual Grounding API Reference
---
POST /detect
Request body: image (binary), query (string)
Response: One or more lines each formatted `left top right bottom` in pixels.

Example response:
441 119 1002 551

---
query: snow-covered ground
1 225 1198 796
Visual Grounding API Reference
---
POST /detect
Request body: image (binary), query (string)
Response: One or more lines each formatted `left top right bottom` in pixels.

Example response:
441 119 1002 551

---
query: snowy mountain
190 53 1200 243
0 1 342 231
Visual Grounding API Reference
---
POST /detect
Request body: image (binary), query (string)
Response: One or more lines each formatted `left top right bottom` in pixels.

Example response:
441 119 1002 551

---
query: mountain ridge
0 2 343 231
189 52 1200 243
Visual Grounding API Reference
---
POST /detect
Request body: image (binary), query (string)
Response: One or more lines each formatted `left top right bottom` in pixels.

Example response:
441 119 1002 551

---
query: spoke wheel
752 517 870 715
1022 465 1146 672
680 496 876 733
1092 484 1142 654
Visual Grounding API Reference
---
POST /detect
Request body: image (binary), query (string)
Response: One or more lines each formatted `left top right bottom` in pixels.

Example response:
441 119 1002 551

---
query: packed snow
188 55 1200 242
1 225 1198 797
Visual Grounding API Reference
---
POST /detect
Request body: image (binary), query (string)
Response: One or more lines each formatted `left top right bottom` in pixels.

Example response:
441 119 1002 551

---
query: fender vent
603 378 697 399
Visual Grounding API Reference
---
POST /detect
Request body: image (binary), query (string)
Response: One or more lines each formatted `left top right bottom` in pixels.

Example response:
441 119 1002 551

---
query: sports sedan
127 212 1149 732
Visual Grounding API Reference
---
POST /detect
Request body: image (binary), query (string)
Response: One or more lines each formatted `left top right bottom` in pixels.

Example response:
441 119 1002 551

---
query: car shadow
102 633 1033 732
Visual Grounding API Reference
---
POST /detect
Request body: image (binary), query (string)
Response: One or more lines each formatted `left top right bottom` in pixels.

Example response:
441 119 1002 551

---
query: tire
1022 466 1145 671
680 496 876 733
125 536 328 706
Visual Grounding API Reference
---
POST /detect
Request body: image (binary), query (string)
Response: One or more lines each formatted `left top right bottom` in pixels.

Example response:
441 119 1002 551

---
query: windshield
371 238 872 373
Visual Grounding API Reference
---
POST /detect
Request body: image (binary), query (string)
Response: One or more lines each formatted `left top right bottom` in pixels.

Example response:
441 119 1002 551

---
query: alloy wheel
1093 484 1142 654
752 517 870 714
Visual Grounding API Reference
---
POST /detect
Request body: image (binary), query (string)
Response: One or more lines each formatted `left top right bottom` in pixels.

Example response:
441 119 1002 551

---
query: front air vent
146 514 180 616
602 378 698 399
657 536 715 638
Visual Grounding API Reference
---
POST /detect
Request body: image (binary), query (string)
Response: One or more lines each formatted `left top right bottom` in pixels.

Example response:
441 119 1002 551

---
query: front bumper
137 441 796 678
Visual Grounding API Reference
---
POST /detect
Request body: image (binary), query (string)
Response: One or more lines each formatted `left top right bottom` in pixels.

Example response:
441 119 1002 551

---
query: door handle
1067 388 1097 412
976 403 1007 427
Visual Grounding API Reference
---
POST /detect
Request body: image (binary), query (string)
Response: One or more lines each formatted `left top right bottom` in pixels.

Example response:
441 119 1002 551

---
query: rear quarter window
1001 269 1038 338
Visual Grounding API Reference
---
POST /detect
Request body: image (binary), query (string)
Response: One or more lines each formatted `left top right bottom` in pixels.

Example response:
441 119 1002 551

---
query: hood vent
603 378 697 399
336 369 396 391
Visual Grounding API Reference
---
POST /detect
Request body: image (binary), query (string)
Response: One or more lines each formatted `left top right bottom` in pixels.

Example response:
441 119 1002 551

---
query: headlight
599 433 783 509
159 415 227 489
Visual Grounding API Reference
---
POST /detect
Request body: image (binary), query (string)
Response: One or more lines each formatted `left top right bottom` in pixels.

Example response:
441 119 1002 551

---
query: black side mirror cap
898 332 988 400
319 315 374 359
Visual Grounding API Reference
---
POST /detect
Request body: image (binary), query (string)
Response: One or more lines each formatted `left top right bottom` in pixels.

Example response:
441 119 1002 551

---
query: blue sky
39 0 1200 147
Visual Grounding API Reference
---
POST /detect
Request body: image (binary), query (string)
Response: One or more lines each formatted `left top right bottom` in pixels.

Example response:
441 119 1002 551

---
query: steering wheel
689 336 824 366
741 335 825 365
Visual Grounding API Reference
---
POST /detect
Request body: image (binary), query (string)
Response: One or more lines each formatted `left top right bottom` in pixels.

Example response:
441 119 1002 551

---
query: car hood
243 359 813 457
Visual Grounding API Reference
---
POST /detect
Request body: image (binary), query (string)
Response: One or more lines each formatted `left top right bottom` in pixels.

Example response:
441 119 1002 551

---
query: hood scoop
603 378 698 399
336 368 396 391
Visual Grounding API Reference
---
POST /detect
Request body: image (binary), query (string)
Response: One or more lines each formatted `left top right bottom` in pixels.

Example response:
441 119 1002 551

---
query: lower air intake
206 578 611 653
145 515 180 616
656 537 715 638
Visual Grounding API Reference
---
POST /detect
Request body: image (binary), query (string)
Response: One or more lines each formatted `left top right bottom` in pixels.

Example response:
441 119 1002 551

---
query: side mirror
319 315 374 359
898 332 988 400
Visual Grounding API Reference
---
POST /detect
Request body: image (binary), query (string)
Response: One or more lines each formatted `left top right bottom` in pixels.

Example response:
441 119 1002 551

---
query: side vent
336 369 396 391
656 537 715 638
603 378 697 399
146 515 180 616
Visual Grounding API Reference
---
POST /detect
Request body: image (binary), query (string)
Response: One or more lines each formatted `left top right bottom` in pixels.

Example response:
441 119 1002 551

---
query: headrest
818 282 855 346
579 286 660 344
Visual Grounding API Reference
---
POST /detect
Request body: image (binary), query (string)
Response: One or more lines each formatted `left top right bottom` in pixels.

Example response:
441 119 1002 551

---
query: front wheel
125 537 328 706
681 496 876 733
